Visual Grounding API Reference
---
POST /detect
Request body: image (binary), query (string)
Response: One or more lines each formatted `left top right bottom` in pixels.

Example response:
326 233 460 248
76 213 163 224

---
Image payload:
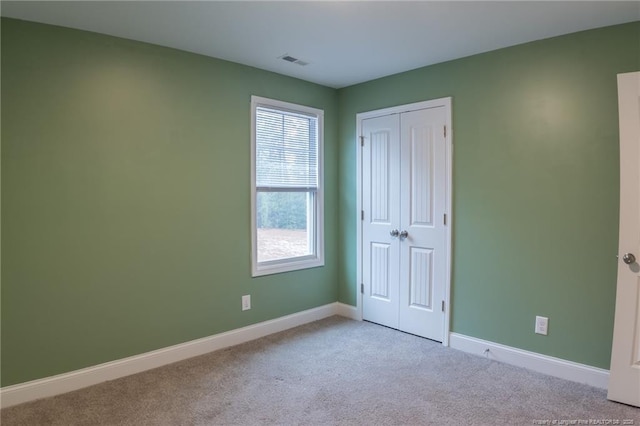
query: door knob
390 229 399 237
399 230 408 239
623 253 636 265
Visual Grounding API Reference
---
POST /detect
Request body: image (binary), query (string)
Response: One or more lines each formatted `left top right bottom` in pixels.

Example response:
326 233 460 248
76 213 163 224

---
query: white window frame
250 96 324 277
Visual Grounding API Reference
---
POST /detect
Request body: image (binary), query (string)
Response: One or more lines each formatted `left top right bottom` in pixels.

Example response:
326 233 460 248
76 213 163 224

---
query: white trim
250 95 325 277
449 332 609 389
335 302 360 320
355 111 363 321
1 302 346 408
355 97 453 346
442 100 453 347
1 306 607 408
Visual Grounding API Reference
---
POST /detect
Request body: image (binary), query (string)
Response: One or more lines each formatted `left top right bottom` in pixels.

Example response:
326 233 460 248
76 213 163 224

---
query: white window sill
252 256 324 277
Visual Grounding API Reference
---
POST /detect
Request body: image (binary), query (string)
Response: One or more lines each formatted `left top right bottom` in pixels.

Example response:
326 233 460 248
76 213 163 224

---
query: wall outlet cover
535 316 548 335
242 295 251 311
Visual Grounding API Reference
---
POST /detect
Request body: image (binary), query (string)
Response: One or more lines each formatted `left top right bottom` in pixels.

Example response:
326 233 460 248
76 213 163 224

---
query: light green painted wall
1 18 339 387
2 17 638 388
337 22 640 369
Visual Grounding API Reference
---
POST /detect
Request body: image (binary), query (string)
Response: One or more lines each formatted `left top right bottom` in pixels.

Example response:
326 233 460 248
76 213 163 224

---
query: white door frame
355 97 453 346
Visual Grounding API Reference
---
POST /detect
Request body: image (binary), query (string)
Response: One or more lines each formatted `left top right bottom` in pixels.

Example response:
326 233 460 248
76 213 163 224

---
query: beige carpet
2 316 639 425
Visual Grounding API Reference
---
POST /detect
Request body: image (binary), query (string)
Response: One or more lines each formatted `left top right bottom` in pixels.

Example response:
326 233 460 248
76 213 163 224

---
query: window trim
250 96 324 277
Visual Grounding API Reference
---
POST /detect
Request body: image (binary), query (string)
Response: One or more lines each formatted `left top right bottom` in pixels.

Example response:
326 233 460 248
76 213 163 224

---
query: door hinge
441 300 445 312
444 213 447 225
361 210 365 221
360 136 365 147
361 283 364 294
444 126 447 138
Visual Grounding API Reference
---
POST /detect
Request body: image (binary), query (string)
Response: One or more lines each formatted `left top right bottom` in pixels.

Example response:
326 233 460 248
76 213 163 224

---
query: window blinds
255 106 318 191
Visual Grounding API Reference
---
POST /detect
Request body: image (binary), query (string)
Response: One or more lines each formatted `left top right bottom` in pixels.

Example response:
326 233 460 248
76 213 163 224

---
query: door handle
390 229 399 238
399 230 408 239
623 253 637 265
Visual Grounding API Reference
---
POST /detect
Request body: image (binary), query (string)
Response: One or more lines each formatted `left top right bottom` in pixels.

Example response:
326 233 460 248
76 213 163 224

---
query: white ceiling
2 1 638 88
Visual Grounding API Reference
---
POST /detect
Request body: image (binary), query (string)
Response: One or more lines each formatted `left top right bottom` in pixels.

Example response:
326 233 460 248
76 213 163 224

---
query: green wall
2 17 639 388
1 18 339 387
337 22 640 369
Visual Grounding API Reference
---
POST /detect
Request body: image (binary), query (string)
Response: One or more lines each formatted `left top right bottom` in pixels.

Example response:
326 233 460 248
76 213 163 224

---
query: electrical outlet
242 295 251 311
535 316 548 335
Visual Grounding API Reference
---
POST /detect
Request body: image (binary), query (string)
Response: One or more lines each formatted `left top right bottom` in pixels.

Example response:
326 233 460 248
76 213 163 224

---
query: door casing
355 98 453 346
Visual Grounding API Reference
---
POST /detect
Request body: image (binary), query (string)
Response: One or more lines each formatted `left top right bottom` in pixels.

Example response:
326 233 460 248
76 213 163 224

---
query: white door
361 105 448 341
361 113 401 329
608 71 640 407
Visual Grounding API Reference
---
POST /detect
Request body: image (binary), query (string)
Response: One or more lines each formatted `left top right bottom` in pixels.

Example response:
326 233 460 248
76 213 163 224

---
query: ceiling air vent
279 54 309 66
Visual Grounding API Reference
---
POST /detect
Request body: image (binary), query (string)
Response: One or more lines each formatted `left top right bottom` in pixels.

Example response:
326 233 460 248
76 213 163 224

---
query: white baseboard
449 332 609 389
1 302 346 408
335 302 360 320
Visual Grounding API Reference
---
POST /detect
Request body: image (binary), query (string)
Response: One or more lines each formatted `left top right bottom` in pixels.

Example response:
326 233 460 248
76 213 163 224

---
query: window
251 96 324 276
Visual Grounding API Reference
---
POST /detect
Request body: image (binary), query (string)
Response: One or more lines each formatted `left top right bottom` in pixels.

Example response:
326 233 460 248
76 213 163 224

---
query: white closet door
361 106 448 341
362 113 401 329
398 107 447 341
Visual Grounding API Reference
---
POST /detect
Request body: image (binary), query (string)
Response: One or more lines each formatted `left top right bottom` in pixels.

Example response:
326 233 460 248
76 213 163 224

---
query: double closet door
361 106 448 341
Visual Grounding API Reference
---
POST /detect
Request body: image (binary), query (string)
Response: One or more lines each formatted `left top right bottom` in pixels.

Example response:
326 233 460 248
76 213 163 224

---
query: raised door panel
370 130 391 224
409 247 433 310
371 243 391 300
410 127 434 227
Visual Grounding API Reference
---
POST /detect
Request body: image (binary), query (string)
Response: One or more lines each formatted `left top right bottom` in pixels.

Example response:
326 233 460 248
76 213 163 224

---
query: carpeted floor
2 316 639 425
